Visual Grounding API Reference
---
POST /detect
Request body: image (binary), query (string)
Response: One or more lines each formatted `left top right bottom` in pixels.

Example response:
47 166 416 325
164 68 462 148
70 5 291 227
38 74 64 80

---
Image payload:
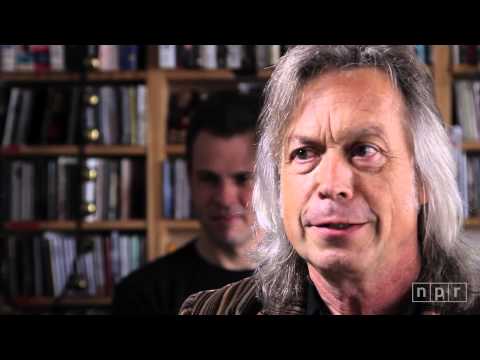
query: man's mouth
319 223 354 230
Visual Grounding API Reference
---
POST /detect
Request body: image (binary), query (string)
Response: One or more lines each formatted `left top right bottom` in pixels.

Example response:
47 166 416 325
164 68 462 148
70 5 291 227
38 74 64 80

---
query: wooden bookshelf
162 219 201 231
0 72 81 82
3 220 147 232
452 64 480 76
166 144 186 156
0 145 146 157
465 218 480 227
462 142 480 152
0 70 147 83
86 70 146 82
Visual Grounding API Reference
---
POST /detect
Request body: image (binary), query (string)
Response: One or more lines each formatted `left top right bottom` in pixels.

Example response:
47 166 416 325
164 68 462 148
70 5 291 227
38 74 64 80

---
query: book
226 45 243 70
119 45 138 70
30 45 50 72
198 45 217 69
255 45 270 69
158 45 176 69
2 87 22 146
1 45 16 72
49 45 65 71
137 85 146 145
99 45 119 71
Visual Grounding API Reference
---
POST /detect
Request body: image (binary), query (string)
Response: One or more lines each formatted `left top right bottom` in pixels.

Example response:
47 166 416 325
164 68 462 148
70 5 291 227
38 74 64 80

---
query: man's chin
307 248 363 275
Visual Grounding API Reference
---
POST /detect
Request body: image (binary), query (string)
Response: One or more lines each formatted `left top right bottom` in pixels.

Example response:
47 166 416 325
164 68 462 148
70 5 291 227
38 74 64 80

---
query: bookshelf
433 45 480 228
0 45 274 312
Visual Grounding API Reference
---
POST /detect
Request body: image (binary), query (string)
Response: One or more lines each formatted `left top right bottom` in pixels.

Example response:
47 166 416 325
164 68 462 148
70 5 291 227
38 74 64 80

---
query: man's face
280 68 421 278
190 131 255 248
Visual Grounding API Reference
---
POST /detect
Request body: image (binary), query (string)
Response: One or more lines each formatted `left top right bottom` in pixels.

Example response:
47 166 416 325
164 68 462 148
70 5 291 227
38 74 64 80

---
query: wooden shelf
462 142 480 152
0 70 146 82
166 144 186 156
3 220 147 232
0 71 81 82
161 219 201 231
0 145 146 157
465 218 480 227
0 69 271 83
12 296 111 307
452 64 480 75
86 70 146 82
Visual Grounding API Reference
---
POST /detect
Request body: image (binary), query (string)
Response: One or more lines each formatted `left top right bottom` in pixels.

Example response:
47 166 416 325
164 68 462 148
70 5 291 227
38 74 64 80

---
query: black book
66 86 82 145
27 87 48 145
40 235 54 296
177 45 198 69
65 45 88 72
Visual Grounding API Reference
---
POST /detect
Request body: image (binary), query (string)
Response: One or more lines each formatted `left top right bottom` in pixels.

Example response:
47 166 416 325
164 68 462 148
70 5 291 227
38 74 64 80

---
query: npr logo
412 282 467 303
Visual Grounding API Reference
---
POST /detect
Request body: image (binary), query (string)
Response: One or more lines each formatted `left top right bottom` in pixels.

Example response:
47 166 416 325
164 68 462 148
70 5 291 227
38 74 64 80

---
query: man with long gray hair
179 45 480 315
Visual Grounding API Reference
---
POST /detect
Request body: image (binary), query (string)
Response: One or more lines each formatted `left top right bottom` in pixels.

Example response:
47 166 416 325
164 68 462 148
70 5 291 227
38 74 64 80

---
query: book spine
30 45 50 72
226 45 243 70
198 45 218 69
1 45 16 72
49 45 65 71
158 45 176 69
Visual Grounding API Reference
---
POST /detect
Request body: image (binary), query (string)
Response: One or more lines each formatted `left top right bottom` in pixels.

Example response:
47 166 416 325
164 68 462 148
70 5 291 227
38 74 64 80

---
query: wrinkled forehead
282 68 410 147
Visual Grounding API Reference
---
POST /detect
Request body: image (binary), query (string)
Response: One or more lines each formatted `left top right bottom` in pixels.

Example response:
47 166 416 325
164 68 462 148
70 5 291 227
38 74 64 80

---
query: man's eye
351 144 379 158
291 147 316 161
234 173 252 185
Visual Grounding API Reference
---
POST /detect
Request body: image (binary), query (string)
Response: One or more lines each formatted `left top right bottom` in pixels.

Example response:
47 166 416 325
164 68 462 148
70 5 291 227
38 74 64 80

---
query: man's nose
214 180 238 206
315 151 354 201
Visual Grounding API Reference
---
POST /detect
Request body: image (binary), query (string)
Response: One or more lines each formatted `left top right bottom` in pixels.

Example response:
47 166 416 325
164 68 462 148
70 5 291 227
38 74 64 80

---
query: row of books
415 45 432 65
163 158 191 219
157 45 285 70
451 45 480 66
3 231 145 298
0 84 147 146
0 45 286 73
453 80 480 140
0 45 147 72
0 158 145 222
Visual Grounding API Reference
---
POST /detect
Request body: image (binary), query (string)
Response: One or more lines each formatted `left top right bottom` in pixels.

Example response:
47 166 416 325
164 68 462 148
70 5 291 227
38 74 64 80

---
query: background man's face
190 131 255 248
280 68 421 278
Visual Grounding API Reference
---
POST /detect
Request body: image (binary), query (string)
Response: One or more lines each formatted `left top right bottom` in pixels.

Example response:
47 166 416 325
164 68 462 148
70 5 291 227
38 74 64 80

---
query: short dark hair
186 90 261 170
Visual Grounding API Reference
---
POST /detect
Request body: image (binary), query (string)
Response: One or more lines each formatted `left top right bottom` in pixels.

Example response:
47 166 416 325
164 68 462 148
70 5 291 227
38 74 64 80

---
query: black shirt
112 240 253 315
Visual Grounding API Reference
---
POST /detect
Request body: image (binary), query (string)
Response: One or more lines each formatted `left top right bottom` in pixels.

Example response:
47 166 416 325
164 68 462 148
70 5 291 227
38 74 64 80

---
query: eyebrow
286 125 388 147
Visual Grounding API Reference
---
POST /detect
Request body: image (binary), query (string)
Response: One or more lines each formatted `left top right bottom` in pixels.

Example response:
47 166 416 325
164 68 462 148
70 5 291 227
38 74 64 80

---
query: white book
99 45 119 71
1 45 16 72
269 45 281 65
199 45 218 69
120 158 132 219
158 45 176 69
99 86 112 144
83 250 96 296
137 85 146 145
111 231 121 284
93 236 105 294
44 233 60 297
226 45 243 69
2 87 21 146
49 45 65 71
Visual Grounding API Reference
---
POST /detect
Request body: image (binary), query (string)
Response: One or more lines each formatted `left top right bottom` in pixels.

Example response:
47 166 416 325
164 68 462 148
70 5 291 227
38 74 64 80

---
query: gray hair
252 45 480 313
